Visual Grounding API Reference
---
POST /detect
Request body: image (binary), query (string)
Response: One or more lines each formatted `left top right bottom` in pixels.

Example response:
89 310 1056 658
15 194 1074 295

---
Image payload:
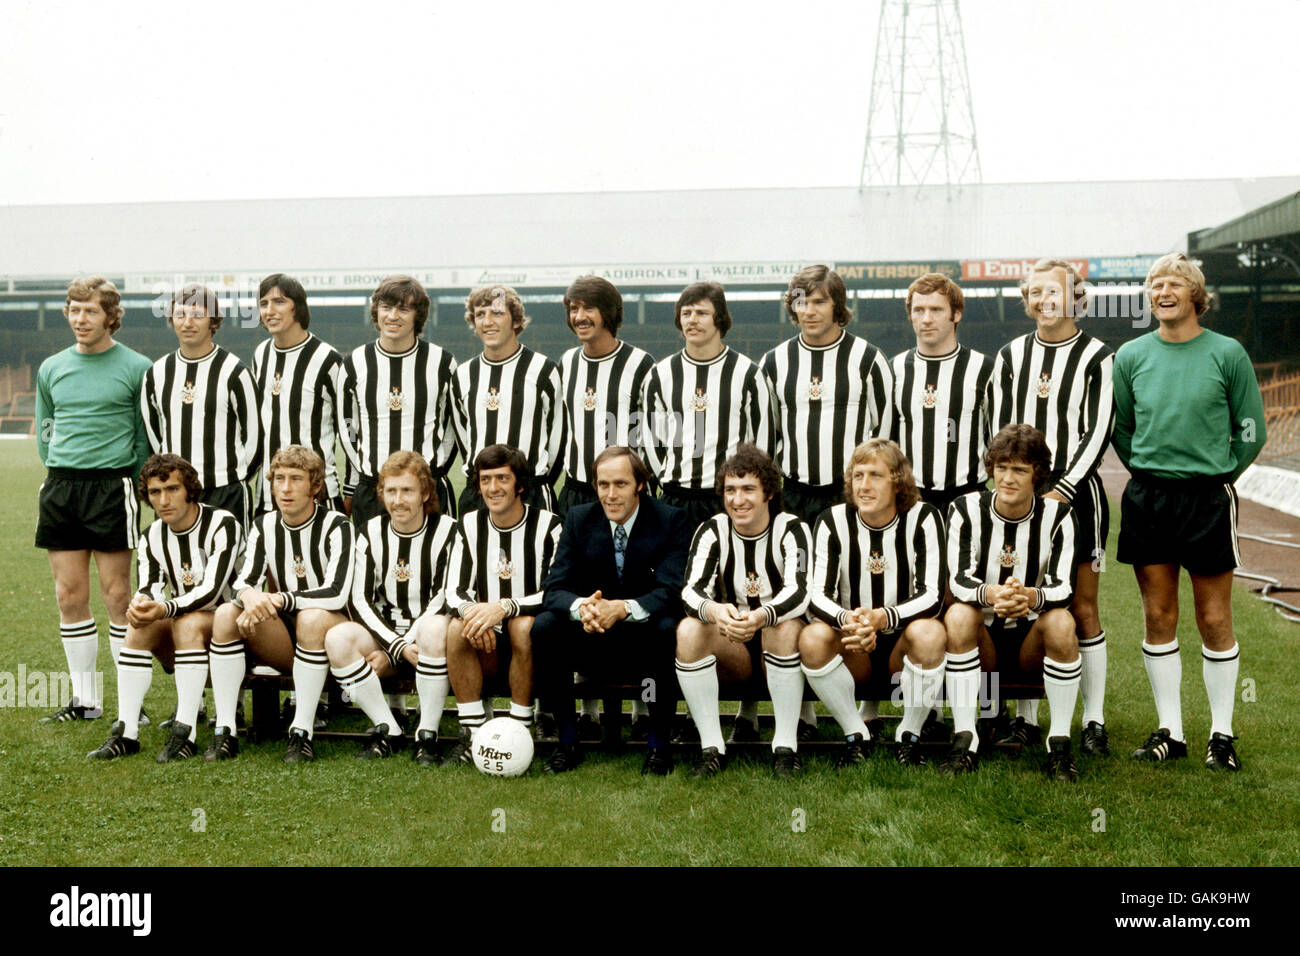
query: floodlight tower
859 0 982 191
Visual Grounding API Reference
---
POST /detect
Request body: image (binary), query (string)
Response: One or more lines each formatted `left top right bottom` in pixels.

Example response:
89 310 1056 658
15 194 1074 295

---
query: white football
472 717 535 777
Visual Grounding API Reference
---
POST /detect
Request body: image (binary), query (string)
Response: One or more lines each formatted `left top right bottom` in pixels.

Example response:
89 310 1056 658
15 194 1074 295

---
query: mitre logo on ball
473 717 534 777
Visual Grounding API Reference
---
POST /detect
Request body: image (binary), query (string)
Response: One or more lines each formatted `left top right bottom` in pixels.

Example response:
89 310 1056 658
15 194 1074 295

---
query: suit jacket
542 495 689 623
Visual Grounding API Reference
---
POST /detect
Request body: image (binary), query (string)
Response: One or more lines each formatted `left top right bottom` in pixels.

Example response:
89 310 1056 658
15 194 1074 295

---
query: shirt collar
610 502 640 540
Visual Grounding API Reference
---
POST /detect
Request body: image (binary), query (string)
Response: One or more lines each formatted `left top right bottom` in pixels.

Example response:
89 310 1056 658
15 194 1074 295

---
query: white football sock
898 656 944 739
208 640 245 732
509 701 534 725
333 659 399 735
800 701 817 725
116 649 153 739
676 656 724 753
1017 698 1039 725
415 655 449 735
858 699 878 721
1142 639 1183 741
1043 656 1081 742
108 621 127 667
946 649 981 751
456 700 487 733
1203 643 1239 738
765 652 805 751
803 657 869 739
173 649 208 741
60 619 98 708
1078 630 1107 725
290 646 329 738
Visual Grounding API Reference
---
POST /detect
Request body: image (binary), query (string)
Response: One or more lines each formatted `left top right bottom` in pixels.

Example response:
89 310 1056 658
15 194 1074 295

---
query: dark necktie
614 524 627 579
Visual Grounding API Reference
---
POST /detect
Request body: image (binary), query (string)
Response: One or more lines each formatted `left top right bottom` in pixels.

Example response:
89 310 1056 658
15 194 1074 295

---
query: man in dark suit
534 445 690 775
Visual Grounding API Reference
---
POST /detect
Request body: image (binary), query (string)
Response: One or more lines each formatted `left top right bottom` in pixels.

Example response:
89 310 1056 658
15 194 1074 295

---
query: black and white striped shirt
762 331 893 486
341 340 458 490
560 341 657 483
351 512 459 663
141 346 261 489
136 504 242 618
445 505 563 619
808 502 946 632
948 490 1075 628
989 331 1115 503
232 503 354 613
252 334 351 502
451 345 566 484
891 345 994 492
642 347 775 490
682 512 811 626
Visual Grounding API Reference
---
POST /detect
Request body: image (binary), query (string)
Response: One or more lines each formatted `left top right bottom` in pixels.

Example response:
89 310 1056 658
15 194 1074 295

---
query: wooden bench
245 665 1044 752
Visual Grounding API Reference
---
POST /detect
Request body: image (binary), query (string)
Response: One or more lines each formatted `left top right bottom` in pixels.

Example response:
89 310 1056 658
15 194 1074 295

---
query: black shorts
35 468 140 552
919 481 986 523
201 481 253 530
782 477 842 529
556 474 598 517
1065 472 1109 566
350 474 384 530
659 483 721 531
1117 470 1240 575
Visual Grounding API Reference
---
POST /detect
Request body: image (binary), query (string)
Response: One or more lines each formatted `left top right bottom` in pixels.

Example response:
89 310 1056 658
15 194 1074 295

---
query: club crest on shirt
497 551 514 581
485 386 501 412
388 386 404 411
745 571 761 597
922 383 937 409
692 388 708 413
271 372 283 396
393 558 412 583
180 562 197 587
181 381 196 405
868 551 888 574
999 545 1019 569
293 555 307 578
583 386 598 412
808 376 824 401
1035 372 1052 399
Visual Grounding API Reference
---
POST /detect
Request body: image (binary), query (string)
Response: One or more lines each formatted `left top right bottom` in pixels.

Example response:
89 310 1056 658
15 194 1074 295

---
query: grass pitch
1 437 1297 866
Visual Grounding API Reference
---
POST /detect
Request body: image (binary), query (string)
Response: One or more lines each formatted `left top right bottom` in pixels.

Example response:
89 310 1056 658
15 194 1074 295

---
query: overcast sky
2 0 1297 205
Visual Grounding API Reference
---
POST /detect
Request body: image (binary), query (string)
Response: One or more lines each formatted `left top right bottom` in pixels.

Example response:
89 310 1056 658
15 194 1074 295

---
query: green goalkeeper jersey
1112 328 1265 481
36 342 153 471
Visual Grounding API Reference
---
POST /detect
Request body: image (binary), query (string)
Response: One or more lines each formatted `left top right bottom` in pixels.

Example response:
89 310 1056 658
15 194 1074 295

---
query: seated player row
93 427 1095 781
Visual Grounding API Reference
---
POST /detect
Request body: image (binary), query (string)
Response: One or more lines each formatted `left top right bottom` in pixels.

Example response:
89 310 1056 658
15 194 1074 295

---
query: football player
251 274 352 511
211 445 354 762
801 439 946 767
1114 253 1265 771
439 445 563 765
989 259 1114 754
675 445 811 778
942 424 1081 780
36 276 152 723
450 286 566 513
641 282 775 529
891 273 993 513
87 454 241 761
340 276 458 524
323 451 457 759
141 283 260 529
